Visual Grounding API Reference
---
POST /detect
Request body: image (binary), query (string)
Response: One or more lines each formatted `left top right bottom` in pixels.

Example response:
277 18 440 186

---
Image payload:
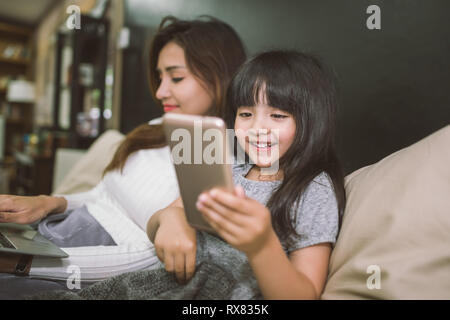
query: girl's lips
248 140 278 153
246 136 276 148
163 105 179 112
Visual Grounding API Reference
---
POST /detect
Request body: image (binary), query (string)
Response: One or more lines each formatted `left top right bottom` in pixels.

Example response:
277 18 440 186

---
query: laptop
0 223 68 258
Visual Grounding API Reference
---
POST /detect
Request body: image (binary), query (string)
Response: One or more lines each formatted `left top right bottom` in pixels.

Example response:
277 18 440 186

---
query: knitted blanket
29 232 262 300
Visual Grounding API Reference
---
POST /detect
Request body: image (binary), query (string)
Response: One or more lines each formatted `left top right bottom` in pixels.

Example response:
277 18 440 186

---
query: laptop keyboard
0 232 16 249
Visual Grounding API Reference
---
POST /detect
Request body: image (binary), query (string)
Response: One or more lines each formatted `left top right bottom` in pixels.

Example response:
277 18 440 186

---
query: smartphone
162 113 234 234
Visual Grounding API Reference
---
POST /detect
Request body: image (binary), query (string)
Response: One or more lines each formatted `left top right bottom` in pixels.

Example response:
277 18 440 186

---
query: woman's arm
53 183 104 211
0 195 67 224
0 183 107 224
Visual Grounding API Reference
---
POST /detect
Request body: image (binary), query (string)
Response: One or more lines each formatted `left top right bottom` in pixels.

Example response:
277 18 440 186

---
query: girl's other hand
0 195 66 224
153 207 197 284
196 185 276 257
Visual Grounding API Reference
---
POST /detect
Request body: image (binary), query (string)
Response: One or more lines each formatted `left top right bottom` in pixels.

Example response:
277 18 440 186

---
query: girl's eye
238 112 252 118
172 77 184 83
271 114 288 119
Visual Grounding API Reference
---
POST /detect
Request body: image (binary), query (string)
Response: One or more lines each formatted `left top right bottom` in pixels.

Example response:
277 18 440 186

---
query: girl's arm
146 197 197 284
146 197 183 242
247 232 331 299
196 186 331 299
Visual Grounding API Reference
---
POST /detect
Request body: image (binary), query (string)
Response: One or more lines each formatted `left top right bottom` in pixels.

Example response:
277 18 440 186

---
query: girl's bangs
230 56 298 115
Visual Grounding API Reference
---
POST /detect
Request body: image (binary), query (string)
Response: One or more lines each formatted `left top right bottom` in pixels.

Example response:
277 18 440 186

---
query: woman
0 15 246 290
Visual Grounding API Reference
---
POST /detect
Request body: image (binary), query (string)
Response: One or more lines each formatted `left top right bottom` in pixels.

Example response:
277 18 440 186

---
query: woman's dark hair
225 50 346 239
104 15 246 174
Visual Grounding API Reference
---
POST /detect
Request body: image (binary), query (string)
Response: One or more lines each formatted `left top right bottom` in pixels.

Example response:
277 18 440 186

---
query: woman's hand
0 195 67 224
196 185 275 257
153 206 197 284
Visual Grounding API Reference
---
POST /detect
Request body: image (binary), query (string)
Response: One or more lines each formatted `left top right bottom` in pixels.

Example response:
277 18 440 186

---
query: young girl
151 50 346 299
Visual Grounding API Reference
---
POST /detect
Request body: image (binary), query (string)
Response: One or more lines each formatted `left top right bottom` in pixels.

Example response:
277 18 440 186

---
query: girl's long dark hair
104 15 246 174
225 50 346 240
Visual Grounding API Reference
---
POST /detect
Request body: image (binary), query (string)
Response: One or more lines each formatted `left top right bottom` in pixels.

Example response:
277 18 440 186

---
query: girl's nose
249 117 271 136
155 79 170 100
248 127 270 137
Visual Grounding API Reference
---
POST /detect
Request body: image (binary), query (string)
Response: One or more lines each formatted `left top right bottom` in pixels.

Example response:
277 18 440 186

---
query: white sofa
52 130 124 195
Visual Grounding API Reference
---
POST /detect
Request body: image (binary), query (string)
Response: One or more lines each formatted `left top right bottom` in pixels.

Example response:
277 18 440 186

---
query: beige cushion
322 125 450 299
52 130 125 195
52 148 88 191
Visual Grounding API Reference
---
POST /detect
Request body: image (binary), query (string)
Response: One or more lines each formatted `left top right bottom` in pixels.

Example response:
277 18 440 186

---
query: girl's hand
0 195 67 224
196 186 275 257
153 207 197 284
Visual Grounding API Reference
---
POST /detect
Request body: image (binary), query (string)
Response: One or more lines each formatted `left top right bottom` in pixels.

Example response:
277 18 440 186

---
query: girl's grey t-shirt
232 163 339 254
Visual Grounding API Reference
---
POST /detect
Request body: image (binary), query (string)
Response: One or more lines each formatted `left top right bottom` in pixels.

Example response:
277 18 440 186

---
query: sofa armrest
52 130 125 195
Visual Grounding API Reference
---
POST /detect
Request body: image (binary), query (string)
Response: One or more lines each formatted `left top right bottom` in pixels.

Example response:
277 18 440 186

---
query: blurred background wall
121 0 450 174
0 0 448 190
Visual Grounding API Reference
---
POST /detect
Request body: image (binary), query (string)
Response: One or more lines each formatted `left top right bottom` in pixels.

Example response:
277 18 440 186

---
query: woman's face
156 41 214 115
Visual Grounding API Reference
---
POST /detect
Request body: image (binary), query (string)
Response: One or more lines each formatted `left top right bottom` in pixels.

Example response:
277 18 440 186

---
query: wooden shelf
6 118 26 125
0 21 37 196
0 56 30 66
53 16 109 149
0 22 32 37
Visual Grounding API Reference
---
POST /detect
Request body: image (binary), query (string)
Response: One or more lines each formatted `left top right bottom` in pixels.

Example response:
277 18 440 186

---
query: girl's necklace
257 170 283 181
246 166 283 181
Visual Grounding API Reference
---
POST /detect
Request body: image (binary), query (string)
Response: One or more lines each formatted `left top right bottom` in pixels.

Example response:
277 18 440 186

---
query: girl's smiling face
234 100 296 168
155 41 214 115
